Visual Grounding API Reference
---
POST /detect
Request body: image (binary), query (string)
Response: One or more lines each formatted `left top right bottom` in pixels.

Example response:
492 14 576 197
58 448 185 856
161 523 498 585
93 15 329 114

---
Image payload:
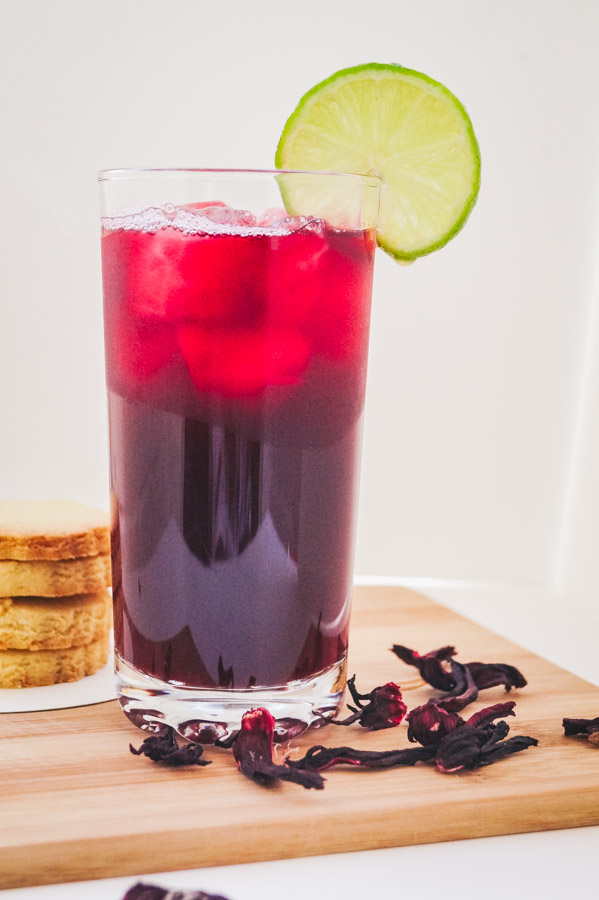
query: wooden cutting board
1 586 598 889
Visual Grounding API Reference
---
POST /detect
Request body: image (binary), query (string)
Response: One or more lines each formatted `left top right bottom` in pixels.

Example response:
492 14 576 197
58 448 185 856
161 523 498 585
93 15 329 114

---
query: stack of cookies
0 500 112 689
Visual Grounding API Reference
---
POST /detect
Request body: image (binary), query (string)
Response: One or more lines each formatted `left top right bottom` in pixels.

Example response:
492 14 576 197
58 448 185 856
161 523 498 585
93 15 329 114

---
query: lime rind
275 63 481 261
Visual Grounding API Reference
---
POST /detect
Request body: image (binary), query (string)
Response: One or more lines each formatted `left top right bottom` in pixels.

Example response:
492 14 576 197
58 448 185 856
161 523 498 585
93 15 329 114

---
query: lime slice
275 62 480 261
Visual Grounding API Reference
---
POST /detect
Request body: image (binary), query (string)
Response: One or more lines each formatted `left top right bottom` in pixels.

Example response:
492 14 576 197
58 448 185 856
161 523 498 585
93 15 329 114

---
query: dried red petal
436 723 504 773
406 703 463 746
466 701 516 729
467 661 527 691
122 882 231 900
233 708 324 789
435 721 537 773
434 661 479 712
288 743 435 772
391 644 457 691
129 728 211 767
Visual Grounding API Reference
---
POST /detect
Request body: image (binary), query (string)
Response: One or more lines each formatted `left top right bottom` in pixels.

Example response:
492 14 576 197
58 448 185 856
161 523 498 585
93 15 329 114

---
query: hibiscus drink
100 170 380 738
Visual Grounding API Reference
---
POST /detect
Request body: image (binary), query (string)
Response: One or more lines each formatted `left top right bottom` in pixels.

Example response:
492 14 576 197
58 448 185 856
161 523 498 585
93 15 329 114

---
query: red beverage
102 202 376 696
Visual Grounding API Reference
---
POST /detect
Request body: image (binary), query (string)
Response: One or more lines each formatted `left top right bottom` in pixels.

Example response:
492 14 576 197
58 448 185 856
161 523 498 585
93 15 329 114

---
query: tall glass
99 169 380 741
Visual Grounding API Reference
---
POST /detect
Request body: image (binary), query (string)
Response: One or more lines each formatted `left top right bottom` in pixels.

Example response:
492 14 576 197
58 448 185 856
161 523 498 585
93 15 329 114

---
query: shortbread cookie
0 500 110 561
0 554 111 598
0 632 110 688
0 591 111 651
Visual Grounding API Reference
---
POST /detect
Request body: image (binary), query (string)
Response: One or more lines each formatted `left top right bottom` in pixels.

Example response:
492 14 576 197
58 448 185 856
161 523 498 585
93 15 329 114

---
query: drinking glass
99 169 380 741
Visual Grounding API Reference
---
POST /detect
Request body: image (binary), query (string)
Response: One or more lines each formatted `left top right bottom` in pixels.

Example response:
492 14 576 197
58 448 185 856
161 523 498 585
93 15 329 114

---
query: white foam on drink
101 204 327 237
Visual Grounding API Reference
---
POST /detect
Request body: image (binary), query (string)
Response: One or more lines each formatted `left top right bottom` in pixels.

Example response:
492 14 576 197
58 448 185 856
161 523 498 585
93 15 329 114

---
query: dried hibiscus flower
288 743 435 772
129 727 210 767
563 717 599 747
392 643 527 711
122 882 231 900
322 676 407 730
232 708 325 789
405 699 535 772
407 701 516 748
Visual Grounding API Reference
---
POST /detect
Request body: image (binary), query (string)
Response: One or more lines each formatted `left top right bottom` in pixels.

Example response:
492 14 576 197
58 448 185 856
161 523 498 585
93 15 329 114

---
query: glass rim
97 167 382 189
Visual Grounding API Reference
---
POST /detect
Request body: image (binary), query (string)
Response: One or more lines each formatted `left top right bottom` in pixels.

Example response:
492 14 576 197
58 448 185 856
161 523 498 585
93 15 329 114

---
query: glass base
115 653 347 743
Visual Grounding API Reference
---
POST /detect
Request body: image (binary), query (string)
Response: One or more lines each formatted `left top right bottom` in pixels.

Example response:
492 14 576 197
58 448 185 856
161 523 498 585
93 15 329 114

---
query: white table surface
3 578 598 900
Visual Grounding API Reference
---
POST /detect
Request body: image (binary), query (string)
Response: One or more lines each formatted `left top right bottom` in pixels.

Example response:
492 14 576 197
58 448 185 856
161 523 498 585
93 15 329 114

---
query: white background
1 0 598 620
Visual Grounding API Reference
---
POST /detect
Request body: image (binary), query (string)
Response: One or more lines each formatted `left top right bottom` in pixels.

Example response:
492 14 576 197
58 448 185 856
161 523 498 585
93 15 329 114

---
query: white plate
0 634 117 713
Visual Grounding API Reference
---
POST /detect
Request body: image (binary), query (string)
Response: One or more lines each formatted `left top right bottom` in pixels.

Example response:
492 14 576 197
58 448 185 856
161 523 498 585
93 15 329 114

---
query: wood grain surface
1 586 598 889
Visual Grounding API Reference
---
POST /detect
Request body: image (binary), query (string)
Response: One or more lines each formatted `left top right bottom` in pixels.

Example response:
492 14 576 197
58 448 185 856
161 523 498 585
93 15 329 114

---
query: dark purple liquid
109 392 362 687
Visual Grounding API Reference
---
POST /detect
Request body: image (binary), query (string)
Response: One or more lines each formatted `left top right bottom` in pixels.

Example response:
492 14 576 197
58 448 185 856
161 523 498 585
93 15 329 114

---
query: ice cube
256 210 328 233
258 207 289 227
276 215 326 234
178 325 310 396
266 230 329 330
168 204 258 235
195 205 257 228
